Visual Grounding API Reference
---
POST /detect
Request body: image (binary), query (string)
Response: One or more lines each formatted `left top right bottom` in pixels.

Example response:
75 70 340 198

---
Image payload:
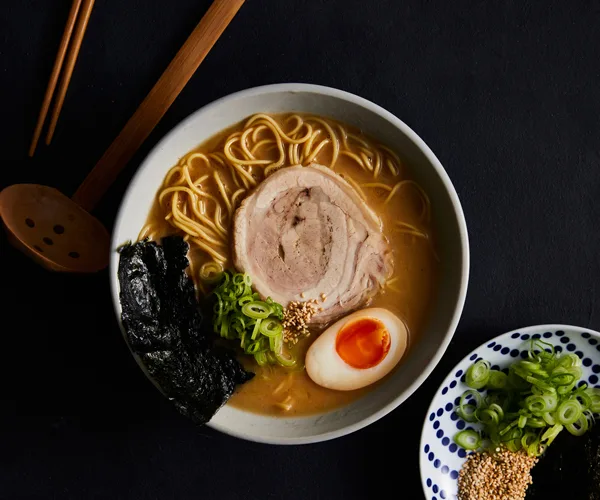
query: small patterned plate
419 324 600 500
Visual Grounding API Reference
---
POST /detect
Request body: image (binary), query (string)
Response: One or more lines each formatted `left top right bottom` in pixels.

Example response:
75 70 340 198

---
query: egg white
305 308 408 391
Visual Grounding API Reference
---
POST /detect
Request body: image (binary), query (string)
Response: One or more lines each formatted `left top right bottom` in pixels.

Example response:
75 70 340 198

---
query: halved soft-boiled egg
305 308 408 391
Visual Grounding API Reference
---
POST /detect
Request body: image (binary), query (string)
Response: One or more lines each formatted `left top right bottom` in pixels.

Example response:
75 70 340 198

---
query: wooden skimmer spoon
0 0 245 273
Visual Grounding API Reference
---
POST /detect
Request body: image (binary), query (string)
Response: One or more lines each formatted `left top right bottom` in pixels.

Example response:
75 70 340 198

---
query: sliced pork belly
232 164 393 325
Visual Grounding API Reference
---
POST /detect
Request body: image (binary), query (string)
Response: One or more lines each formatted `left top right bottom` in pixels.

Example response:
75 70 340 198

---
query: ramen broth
143 114 438 416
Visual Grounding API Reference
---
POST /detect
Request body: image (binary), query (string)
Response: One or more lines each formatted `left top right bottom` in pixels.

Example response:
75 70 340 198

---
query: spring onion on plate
454 430 481 450
454 339 599 456
212 270 295 367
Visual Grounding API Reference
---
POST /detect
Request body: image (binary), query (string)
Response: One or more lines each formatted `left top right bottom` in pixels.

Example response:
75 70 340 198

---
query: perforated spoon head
0 184 110 272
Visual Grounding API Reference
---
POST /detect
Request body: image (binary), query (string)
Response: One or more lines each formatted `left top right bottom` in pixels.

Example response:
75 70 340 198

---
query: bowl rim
109 82 470 445
419 323 600 497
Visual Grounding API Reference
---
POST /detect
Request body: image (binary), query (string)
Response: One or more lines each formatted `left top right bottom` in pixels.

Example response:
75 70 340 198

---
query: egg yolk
335 317 390 369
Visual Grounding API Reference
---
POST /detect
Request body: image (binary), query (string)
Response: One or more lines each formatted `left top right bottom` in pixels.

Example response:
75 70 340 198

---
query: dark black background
1 1 599 498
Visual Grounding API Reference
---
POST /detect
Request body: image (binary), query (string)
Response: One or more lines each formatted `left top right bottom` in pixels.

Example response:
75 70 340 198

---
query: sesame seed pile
458 448 538 500
282 296 325 344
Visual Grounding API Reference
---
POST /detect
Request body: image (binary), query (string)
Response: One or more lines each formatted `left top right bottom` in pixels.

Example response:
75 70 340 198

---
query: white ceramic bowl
109 83 470 444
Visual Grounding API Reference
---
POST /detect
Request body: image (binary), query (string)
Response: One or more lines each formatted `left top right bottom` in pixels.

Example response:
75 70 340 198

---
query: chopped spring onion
521 431 537 448
487 370 508 390
457 390 483 422
541 423 564 446
454 430 481 450
499 420 518 437
574 385 592 409
565 413 589 436
478 408 501 426
477 402 505 426
254 351 268 366
275 349 296 367
199 261 224 283
524 395 546 413
586 388 600 413
466 360 491 389
238 295 254 306
525 393 558 413
556 353 582 368
453 338 600 456
518 414 528 428
487 403 504 421
246 340 263 354
527 438 543 456
519 360 549 378
550 370 576 387
505 438 521 453
241 301 273 319
526 375 555 392
251 319 262 340
260 318 283 337
527 416 547 428
502 426 523 443
457 404 477 422
212 270 295 368
556 399 582 425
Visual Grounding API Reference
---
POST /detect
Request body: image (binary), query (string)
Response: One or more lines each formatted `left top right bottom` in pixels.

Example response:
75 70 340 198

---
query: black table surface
1 1 599 498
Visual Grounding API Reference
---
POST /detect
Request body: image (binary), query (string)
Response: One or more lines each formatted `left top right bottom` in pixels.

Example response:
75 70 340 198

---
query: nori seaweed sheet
528 424 600 499
118 236 253 424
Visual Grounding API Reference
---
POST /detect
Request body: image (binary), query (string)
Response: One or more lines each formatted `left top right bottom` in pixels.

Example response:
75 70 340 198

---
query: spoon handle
72 0 245 212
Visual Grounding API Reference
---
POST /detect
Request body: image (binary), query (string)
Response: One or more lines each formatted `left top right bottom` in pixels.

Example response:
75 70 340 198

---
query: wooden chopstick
28 0 83 157
45 0 96 146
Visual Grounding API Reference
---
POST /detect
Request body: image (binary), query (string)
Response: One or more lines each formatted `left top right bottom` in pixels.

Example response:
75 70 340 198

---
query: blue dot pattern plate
419 324 600 500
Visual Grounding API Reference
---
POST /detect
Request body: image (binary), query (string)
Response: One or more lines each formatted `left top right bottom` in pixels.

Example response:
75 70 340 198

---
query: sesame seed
282 298 322 345
457 447 538 500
